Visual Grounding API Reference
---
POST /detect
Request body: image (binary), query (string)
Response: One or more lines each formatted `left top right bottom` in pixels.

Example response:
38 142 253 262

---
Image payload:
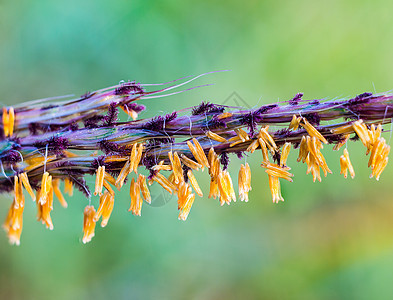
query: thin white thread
124 104 132 122
186 115 193 138
162 117 173 153
204 111 214 148
43 144 49 173
0 160 10 181
14 150 24 163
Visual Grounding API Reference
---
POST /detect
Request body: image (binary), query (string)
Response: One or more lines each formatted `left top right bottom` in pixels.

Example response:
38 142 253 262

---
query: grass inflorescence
1 73 393 245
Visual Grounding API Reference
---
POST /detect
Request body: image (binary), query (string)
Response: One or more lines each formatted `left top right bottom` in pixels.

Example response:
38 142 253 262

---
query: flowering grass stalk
1 73 393 245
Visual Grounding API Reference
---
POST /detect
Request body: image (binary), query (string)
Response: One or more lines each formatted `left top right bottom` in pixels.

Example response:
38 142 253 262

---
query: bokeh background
1 0 393 299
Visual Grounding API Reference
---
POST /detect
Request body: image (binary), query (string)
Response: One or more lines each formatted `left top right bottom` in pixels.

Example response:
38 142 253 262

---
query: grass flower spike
1 73 393 245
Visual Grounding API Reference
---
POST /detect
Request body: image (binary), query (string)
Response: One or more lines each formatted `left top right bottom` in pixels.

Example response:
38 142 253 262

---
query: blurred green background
1 0 393 299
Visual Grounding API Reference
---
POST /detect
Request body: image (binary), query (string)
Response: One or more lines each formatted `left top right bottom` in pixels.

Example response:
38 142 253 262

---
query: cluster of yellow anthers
333 120 389 180
2 107 15 137
2 171 69 245
82 143 148 243
2 108 391 245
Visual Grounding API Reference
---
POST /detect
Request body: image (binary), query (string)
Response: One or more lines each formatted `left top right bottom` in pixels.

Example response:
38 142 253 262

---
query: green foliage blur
1 0 393 299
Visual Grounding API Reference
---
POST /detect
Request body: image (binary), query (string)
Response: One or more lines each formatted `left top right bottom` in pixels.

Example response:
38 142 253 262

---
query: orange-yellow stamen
187 169 203 197
94 166 105 196
180 154 202 171
129 177 142 216
238 163 251 202
206 130 227 143
82 205 96 244
300 118 328 144
19 172 36 202
138 174 151 204
53 179 68 208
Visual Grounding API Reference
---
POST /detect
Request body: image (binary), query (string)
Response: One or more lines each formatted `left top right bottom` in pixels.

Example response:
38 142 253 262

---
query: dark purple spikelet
348 92 373 105
91 156 106 171
236 151 244 159
114 81 145 96
165 111 177 122
182 164 190 182
68 122 79 131
220 152 230 170
1 151 22 163
326 134 346 144
274 128 291 138
240 112 258 136
255 104 278 115
103 103 118 126
143 112 177 131
207 115 226 129
33 136 70 155
83 116 105 129
143 117 165 131
123 102 146 113
289 93 303 105
309 100 320 105
303 113 321 126
272 150 281 164
192 101 225 116
98 140 125 155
